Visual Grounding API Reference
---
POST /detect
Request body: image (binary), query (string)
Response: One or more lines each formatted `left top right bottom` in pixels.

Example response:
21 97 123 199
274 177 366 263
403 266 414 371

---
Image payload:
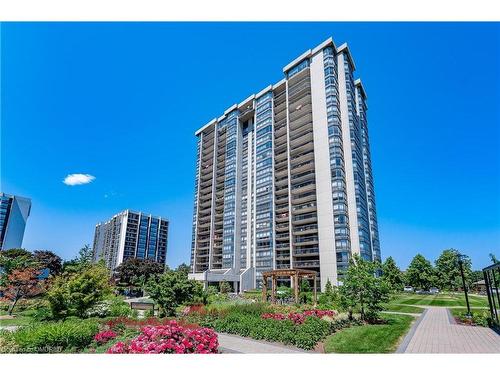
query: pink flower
94 330 118 344
106 321 219 354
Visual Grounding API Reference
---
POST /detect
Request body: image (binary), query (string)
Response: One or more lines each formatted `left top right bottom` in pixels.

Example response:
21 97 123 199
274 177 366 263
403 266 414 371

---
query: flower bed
106 320 218 354
94 330 118 344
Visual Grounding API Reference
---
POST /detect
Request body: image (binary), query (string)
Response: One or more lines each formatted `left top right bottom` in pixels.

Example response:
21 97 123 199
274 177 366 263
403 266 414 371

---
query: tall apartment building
0 193 31 251
189 37 381 292
92 210 169 270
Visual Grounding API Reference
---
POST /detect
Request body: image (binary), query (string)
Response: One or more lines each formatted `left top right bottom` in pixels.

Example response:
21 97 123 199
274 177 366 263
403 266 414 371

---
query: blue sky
1 22 499 270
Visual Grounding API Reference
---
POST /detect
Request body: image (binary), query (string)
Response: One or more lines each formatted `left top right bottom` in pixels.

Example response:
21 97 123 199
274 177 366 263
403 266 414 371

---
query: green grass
0 315 33 327
390 293 489 308
0 309 36 327
383 304 424 314
324 313 414 353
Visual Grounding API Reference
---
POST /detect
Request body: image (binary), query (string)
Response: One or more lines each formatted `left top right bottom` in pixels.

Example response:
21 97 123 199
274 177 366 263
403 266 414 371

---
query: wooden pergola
262 269 318 305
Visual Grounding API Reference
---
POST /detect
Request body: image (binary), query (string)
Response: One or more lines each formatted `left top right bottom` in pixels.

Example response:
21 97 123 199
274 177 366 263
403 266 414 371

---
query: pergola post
262 276 268 302
271 276 277 304
313 276 317 306
294 273 299 304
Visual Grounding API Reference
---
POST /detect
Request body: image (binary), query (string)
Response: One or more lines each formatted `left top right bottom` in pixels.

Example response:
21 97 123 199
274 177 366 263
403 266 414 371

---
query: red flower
94 330 118 344
106 321 219 354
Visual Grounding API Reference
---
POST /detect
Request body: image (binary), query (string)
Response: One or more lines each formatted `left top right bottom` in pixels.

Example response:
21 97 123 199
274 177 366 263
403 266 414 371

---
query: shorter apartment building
0 192 31 251
92 209 169 270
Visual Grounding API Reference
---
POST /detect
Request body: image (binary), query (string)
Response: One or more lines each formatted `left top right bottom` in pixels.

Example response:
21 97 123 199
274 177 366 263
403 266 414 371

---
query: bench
130 302 155 311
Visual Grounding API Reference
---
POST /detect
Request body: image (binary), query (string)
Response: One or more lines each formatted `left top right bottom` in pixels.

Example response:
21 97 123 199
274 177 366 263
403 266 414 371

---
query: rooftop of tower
195 37 361 136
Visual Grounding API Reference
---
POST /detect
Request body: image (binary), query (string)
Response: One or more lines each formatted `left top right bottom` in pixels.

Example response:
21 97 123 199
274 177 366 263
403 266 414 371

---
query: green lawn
0 309 36 327
0 314 33 327
324 313 414 353
390 293 488 308
382 304 424 314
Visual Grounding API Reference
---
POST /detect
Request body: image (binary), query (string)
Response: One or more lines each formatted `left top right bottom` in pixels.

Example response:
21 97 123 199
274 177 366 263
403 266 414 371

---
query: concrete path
398 308 500 353
217 333 309 354
382 311 421 317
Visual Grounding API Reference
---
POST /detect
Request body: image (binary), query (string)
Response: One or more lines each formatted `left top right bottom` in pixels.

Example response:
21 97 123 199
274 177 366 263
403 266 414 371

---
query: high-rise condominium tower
189 37 381 292
0 193 31 251
92 210 169 270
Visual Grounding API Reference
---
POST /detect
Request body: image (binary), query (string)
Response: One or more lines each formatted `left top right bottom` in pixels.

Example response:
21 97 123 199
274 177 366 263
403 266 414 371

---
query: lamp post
458 253 471 318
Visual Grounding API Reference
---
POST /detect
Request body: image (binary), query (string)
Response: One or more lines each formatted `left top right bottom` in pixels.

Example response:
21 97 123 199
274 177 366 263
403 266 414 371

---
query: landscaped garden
0 247 494 354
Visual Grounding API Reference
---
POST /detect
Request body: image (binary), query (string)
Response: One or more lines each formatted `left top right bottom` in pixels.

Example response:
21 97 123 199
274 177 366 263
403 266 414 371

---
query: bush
146 270 204 317
191 310 332 350
456 310 490 327
47 263 112 319
85 296 132 318
10 319 99 353
31 306 53 321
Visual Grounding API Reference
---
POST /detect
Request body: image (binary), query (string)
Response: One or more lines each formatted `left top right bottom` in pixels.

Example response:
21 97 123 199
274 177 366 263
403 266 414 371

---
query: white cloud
63 173 96 186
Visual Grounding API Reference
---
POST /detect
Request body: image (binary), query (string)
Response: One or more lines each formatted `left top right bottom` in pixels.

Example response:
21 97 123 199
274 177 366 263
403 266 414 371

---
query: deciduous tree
1 268 45 315
381 256 404 292
114 258 165 291
435 249 471 291
33 250 62 276
47 263 112 318
175 263 191 275
405 254 435 290
62 244 93 274
339 254 390 322
146 270 203 317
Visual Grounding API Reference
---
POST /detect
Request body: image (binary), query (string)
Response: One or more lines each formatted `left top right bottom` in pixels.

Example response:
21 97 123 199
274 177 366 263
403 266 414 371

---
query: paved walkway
217 333 309 354
399 308 500 353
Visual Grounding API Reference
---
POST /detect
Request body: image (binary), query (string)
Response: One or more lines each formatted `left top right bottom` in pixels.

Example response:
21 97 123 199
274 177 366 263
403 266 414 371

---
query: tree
33 250 62 276
339 254 390 322
62 244 93 274
434 249 471 291
405 254 435 291
1 267 45 315
299 278 312 303
47 263 112 318
324 279 333 295
175 263 191 275
470 270 483 284
114 258 165 291
490 253 499 264
319 279 339 307
0 249 38 288
381 256 404 292
146 270 202 317
219 280 231 294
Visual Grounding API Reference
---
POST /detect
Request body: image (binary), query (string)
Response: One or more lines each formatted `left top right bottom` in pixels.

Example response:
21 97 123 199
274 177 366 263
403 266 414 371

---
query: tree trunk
7 290 20 316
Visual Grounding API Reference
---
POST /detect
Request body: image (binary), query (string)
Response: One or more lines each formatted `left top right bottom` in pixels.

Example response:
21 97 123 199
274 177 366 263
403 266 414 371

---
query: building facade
0 193 31 251
92 210 169 270
189 37 381 292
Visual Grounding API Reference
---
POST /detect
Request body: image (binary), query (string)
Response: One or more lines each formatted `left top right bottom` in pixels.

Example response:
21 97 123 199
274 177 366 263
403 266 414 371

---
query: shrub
261 310 336 325
456 310 490 327
11 319 99 352
31 306 53 321
106 321 218 354
85 296 132 318
47 263 112 319
192 310 332 350
146 270 204 317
